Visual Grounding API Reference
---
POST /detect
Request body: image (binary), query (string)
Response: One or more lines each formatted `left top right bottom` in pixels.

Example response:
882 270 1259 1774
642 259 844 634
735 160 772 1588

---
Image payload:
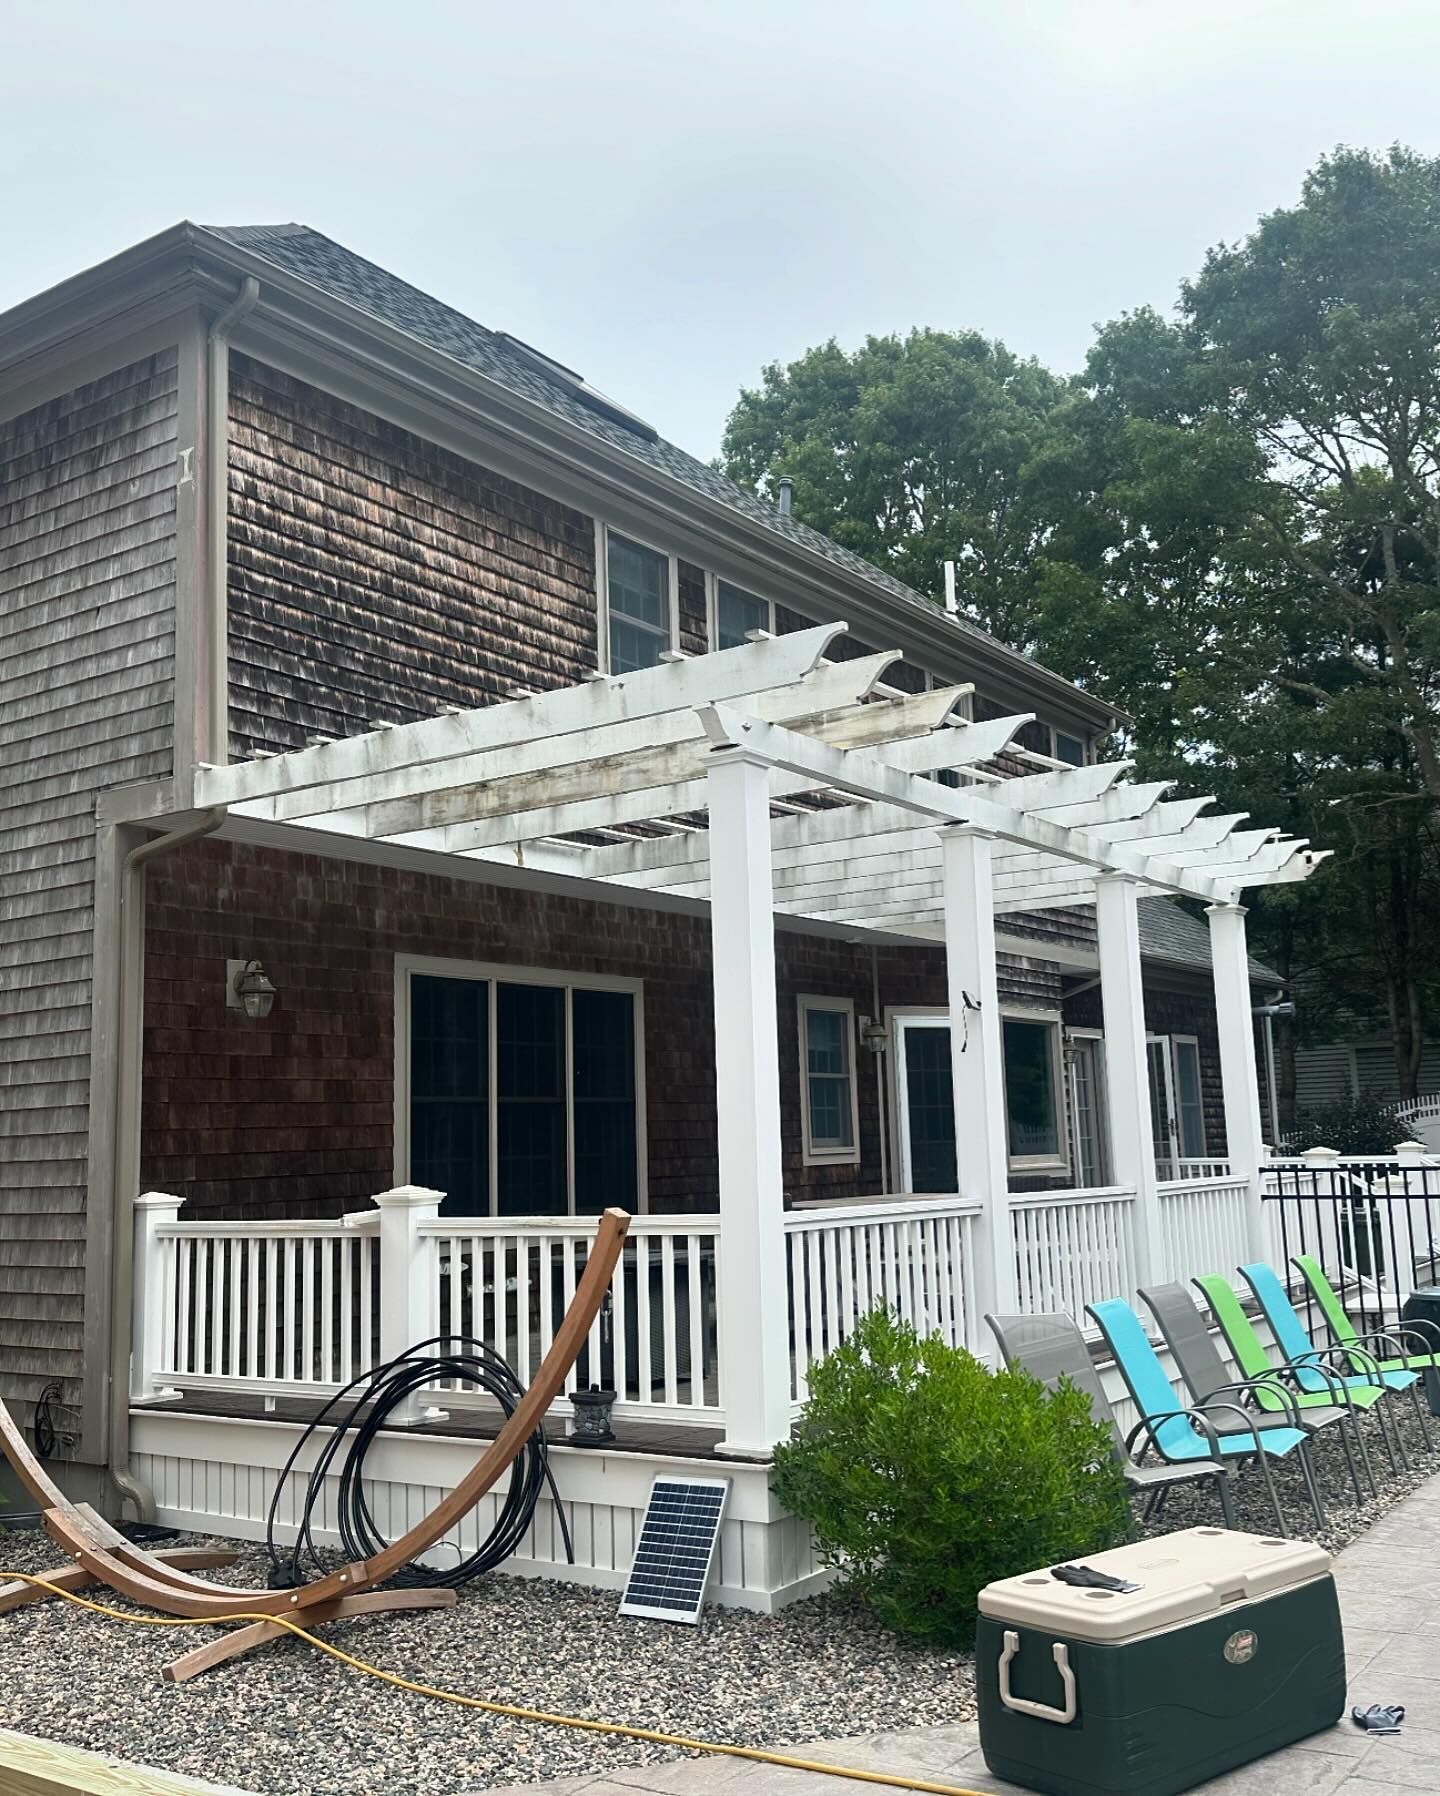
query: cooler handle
998 1629 1077 1725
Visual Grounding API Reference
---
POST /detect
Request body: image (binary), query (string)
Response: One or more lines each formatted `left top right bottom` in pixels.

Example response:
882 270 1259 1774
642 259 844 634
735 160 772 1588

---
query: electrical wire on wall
264 1335 572 1591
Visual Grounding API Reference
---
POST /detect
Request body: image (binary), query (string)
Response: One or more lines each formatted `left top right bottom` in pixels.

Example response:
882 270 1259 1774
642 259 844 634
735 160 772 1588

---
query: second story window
713 579 772 650
1053 729 1088 766
602 529 675 673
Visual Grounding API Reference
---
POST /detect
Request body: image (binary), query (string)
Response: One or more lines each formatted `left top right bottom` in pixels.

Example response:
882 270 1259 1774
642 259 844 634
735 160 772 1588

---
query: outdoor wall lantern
226 958 278 1020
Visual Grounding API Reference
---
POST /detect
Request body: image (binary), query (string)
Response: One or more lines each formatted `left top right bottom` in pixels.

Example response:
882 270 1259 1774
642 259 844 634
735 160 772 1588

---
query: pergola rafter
194 629 1327 926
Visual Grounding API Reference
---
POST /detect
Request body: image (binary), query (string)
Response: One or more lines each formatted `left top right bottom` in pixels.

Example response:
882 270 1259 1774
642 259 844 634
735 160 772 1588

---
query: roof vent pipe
943 560 959 616
777 477 793 517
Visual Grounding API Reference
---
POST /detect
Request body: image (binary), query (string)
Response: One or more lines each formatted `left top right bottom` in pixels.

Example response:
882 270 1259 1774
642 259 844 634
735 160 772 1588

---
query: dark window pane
804 1006 854 1149
410 975 489 1214
1003 1018 1059 1159
1174 1040 1207 1158
609 616 667 673
574 989 638 1211
498 984 566 1215
716 581 768 650
607 534 667 627
1054 731 1087 766
904 1026 957 1193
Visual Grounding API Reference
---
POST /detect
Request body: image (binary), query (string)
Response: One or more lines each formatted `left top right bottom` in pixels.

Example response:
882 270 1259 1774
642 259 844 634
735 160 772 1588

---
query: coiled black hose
263 1334 573 1590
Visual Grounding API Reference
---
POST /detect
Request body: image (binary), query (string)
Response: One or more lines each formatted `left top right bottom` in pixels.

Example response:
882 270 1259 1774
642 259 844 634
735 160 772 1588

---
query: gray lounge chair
986 1309 1240 1528
1139 1280 1371 1509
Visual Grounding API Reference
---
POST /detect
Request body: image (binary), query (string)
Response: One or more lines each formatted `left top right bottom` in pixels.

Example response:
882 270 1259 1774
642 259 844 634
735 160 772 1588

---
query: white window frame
1051 726 1089 767
1064 1027 1110 1188
595 522 679 675
706 572 775 652
887 1006 953 1195
798 994 861 1166
394 953 648 1214
1001 1006 1070 1174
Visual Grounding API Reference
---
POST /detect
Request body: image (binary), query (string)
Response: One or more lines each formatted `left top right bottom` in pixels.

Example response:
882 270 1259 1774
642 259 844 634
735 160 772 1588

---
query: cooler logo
1224 1629 1258 1665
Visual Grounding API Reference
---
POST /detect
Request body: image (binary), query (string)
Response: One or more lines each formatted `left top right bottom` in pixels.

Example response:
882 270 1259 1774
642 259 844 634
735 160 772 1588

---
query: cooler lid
978 1528 1331 1644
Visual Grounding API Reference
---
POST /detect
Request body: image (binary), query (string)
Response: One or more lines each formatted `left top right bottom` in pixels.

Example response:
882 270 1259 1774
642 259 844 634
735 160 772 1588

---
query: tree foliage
720 145 1440 1105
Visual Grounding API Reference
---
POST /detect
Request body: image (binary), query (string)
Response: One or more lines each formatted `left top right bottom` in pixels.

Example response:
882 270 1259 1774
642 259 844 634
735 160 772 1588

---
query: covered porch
125 624 1323 1465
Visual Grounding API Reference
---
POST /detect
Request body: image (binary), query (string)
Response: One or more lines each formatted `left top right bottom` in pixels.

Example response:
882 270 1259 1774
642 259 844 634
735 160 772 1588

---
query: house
0 223 1323 1605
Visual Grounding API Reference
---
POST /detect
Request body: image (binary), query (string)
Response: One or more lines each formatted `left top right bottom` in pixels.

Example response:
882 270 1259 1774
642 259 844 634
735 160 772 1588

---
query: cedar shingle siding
0 352 178 1426
142 839 1069 1217
226 354 598 758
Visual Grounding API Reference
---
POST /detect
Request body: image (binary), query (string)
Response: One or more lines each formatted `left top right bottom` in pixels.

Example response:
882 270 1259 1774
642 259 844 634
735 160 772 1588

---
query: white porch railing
133 1172 1275 1431
1153 1174 1254 1286
425 1215 722 1424
1154 1157 1232 1183
783 1197 982 1407
136 1203 380 1401
1009 1187 1138 1329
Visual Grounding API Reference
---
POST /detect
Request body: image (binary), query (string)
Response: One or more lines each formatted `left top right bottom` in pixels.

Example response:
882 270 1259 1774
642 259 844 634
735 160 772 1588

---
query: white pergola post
940 827 1017 1354
707 746 792 1458
1095 875 1162 1293
1207 900 1269 1258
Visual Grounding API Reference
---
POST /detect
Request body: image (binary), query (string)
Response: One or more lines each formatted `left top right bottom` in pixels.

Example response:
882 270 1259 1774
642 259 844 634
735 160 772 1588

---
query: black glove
1050 1563 1141 1594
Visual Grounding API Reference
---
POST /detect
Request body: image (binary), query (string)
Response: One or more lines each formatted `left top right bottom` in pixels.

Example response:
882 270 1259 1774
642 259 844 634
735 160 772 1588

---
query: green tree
721 329 1067 646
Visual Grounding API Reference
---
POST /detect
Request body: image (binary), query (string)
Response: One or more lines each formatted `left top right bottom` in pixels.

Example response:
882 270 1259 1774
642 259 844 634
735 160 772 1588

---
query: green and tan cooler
975 1528 1345 1796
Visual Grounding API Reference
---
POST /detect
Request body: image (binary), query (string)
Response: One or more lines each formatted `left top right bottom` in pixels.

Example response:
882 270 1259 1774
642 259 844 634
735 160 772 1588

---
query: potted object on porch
568 1384 616 1446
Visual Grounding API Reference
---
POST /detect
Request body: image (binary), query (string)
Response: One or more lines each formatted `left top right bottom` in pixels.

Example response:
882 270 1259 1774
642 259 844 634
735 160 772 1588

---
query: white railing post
940 826 1016 1355
1096 875 1161 1293
706 745 792 1457
1208 900 1268 1259
373 1184 444 1425
131 1191 182 1403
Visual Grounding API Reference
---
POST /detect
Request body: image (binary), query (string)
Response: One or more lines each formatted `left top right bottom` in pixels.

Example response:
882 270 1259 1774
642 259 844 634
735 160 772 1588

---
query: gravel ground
1 1398 1435 1796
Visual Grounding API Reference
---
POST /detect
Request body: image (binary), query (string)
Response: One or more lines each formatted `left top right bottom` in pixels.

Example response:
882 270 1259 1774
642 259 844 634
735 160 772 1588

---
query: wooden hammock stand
0 1207 630 1683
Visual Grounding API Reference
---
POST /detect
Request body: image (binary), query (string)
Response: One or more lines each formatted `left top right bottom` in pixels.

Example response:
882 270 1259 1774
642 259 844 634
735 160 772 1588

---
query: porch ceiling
194 626 1328 929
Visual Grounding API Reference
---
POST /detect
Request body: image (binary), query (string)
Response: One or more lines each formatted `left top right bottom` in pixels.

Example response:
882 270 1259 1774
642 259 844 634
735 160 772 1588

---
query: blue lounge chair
1087 1296 1322 1537
1237 1260 1428 1468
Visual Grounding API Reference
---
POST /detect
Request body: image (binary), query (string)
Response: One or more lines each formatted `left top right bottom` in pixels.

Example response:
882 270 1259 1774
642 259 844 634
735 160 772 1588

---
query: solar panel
619 1475 730 1624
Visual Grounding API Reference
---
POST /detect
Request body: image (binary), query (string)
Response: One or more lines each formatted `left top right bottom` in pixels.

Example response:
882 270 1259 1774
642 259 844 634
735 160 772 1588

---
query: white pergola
194 625 1327 1456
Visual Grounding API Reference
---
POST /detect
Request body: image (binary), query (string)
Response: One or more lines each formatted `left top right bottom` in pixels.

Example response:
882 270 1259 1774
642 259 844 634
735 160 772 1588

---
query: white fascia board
197 623 846 810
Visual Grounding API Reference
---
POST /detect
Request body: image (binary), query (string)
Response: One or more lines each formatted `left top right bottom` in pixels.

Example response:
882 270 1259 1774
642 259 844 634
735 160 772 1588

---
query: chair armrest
1273 1354 1351 1403
1126 1406 1225 1466
1351 1326 1430 1365
1203 1377 1304 1428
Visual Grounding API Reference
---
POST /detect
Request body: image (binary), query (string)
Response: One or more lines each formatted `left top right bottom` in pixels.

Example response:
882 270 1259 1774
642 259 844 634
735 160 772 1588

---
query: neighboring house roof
1137 898 1282 988
204 222 1097 708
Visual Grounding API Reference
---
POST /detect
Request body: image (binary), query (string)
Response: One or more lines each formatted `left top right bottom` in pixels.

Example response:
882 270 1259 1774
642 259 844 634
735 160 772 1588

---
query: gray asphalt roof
1137 898 1282 987
206 223 1087 694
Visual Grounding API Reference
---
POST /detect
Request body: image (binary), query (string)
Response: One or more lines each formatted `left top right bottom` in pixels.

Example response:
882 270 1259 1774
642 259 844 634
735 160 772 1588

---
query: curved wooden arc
27 1208 630 1620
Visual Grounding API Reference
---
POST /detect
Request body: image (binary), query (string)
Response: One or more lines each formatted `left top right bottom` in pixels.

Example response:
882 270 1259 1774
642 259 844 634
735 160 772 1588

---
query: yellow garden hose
0 1572 994 1796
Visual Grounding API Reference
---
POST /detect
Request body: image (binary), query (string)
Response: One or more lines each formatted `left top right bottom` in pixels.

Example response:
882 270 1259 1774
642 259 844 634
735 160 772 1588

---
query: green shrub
772 1308 1130 1647
1285 1093 1403 1157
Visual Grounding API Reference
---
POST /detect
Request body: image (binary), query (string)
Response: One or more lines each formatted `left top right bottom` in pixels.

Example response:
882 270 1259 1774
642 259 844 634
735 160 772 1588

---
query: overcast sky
4 1 1439 460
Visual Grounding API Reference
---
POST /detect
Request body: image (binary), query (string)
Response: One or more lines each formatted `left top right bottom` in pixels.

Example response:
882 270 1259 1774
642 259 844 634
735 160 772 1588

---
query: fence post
373 1185 445 1425
131 1192 183 1403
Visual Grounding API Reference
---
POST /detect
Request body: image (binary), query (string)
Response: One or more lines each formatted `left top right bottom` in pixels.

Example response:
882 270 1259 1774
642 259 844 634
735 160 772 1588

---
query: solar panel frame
619 1474 731 1624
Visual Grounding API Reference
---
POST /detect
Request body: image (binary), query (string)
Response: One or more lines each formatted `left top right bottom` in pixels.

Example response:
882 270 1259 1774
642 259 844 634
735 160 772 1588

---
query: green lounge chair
1239 1260 1430 1462
1194 1271 1390 1484
1292 1252 1440 1378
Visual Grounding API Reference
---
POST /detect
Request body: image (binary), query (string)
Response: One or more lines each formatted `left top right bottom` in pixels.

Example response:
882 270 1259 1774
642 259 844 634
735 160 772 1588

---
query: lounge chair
1087 1296 1320 1537
1194 1271 1388 1487
1139 1280 1365 1506
1292 1252 1440 1377
1238 1259 1429 1463
987 1309 1243 1530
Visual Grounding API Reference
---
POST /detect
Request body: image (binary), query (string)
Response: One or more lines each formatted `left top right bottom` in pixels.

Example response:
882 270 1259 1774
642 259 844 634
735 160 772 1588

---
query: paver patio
483 1480 1440 1796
